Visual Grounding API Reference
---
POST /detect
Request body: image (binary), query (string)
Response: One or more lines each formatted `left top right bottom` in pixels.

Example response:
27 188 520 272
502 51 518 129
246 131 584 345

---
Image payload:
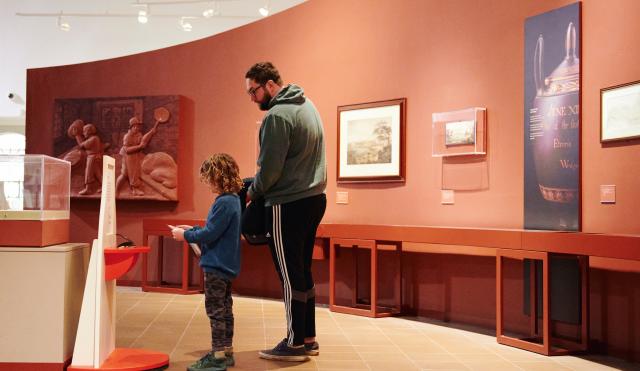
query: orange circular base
68 348 169 371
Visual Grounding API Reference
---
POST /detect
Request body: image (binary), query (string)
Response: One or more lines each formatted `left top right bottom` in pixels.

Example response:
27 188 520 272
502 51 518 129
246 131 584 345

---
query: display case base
0 219 69 247
0 358 70 371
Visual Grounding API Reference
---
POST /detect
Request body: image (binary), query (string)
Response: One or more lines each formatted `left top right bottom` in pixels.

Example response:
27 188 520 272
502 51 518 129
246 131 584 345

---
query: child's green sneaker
187 351 227 371
225 353 235 367
224 346 235 367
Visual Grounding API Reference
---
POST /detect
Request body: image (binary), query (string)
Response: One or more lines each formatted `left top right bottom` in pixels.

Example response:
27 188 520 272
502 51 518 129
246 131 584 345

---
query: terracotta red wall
25 0 640 362
26 0 640 234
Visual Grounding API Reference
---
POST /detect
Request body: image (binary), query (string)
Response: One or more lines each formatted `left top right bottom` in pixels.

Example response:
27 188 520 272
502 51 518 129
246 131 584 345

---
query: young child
171 153 243 371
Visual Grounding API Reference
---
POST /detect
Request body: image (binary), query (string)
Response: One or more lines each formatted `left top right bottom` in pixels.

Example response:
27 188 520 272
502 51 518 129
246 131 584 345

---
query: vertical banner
524 3 581 231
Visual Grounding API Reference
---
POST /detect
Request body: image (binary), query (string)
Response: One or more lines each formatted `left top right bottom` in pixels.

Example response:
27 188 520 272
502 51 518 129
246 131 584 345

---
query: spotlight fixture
137 5 148 24
133 1 149 24
180 17 193 32
202 1 220 18
202 8 214 18
258 0 270 17
57 15 70 31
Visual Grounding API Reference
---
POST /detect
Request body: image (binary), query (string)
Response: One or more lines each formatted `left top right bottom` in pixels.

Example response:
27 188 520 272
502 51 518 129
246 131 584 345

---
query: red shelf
104 247 150 281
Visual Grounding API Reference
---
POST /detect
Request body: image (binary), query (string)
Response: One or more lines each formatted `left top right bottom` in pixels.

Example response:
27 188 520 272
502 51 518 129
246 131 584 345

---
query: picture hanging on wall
524 2 581 231
337 98 406 183
53 95 181 201
600 80 640 142
432 107 487 157
445 120 476 146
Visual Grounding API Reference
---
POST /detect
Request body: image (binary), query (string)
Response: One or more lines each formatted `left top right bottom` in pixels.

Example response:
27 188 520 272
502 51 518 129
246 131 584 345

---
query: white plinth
0 243 90 365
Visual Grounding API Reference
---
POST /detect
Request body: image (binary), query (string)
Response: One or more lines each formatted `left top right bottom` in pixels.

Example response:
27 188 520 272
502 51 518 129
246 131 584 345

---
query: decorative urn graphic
529 22 579 205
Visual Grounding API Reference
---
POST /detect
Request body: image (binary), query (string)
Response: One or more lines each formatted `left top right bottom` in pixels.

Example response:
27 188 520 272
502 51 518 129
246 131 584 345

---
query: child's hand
171 227 185 241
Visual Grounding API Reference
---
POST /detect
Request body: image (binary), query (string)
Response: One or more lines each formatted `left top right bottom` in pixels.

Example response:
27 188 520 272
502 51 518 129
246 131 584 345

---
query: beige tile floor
115 287 638 371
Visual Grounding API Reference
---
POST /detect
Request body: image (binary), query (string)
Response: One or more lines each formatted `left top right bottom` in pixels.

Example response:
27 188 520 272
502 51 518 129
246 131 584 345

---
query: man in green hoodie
245 62 327 362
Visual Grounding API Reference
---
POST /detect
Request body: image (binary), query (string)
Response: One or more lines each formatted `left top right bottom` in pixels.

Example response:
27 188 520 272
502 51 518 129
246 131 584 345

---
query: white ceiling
0 0 306 125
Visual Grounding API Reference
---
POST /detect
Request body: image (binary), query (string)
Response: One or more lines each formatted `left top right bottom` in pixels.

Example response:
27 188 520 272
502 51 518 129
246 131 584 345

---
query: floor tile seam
455 330 528 371
261 298 268 349
400 318 466 364
549 360 580 371
416 329 472 370
464 346 524 370
374 318 425 371
374 319 436 342
414 321 515 369
115 291 149 322
129 293 179 348
169 294 205 358
325 309 371 370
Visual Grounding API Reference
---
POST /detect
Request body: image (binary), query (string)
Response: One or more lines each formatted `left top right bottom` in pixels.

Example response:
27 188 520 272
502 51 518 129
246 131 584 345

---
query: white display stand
0 243 89 370
69 156 168 371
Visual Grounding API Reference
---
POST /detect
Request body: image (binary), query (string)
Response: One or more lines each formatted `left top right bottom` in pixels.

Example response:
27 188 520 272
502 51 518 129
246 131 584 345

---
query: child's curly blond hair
199 153 243 194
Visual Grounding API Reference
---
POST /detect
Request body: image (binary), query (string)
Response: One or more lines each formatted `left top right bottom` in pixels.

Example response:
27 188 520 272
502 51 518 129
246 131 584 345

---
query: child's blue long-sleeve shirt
184 193 241 279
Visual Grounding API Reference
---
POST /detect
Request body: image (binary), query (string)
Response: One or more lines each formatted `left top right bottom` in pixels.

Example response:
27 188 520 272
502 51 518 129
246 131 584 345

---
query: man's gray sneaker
304 341 319 356
258 338 309 362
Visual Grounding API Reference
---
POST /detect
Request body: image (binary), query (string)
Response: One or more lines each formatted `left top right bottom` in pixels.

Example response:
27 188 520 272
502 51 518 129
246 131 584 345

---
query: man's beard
259 91 272 111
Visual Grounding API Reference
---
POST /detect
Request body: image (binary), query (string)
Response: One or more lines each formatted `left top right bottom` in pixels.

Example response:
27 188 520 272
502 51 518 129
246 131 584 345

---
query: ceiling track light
134 3 149 23
57 13 70 31
259 0 270 17
138 10 149 23
180 17 193 31
202 1 221 18
202 8 214 18
16 0 260 31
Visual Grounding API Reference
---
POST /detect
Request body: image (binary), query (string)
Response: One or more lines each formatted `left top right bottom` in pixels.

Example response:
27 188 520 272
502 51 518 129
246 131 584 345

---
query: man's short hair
245 62 283 86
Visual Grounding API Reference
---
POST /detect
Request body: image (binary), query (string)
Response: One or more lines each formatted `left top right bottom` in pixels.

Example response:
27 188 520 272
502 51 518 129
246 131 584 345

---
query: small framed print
337 98 406 183
601 80 640 142
432 107 486 157
445 120 476 146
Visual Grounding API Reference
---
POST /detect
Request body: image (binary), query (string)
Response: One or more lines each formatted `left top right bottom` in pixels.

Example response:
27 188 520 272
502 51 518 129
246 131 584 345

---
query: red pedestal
67 348 168 371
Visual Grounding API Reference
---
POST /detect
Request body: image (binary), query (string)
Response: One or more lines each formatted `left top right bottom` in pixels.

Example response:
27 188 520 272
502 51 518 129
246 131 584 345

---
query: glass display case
0 155 70 247
432 107 487 157
0 154 70 220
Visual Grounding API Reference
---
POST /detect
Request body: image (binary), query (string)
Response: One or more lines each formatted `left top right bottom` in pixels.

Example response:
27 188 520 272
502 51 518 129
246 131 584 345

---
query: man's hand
177 224 193 229
171 227 185 241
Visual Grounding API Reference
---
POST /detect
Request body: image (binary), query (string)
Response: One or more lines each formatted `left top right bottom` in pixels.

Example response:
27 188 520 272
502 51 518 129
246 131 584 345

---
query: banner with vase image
524 2 581 231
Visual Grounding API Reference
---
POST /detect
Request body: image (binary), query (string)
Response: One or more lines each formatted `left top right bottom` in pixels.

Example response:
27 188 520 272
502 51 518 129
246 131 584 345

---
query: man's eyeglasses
247 84 264 97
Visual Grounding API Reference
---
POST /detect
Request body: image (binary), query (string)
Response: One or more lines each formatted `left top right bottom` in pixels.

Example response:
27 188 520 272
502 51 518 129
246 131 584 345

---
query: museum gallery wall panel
25 0 639 243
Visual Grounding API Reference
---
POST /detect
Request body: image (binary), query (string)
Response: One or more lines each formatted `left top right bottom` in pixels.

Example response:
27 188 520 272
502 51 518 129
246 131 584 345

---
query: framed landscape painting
337 98 406 183
601 80 640 142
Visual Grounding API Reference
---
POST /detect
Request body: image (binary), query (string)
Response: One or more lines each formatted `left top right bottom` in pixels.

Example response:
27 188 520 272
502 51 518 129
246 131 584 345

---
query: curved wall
25 0 640 362
26 0 640 238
